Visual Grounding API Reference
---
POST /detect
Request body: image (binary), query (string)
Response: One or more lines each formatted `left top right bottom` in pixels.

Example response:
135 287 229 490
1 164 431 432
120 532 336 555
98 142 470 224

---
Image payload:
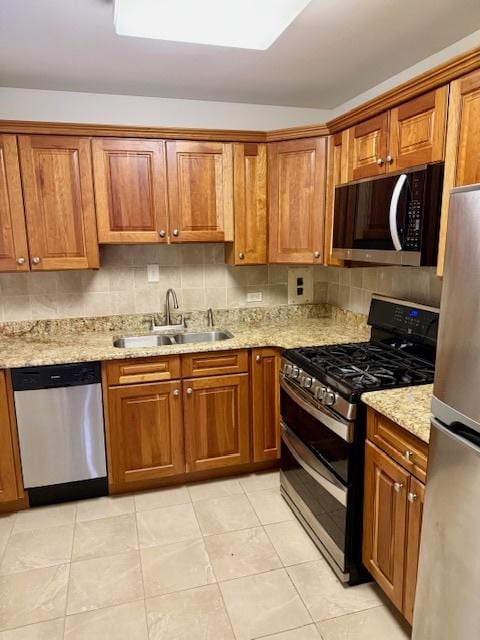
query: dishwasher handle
12 361 101 391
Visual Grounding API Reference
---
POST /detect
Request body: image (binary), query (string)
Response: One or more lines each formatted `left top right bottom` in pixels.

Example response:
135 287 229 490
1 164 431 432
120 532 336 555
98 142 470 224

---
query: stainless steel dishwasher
12 362 108 506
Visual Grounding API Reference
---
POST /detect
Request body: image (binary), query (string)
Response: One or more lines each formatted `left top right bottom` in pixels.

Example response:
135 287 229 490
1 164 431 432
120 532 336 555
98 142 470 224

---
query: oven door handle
280 378 353 443
281 421 348 507
389 173 407 251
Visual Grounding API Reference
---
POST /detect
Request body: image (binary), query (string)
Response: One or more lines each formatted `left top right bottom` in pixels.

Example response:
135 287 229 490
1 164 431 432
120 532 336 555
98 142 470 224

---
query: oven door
280 421 350 580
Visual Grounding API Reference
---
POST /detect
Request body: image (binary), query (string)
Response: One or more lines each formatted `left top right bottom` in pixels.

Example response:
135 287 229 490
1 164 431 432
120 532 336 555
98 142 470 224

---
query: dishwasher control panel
12 361 101 391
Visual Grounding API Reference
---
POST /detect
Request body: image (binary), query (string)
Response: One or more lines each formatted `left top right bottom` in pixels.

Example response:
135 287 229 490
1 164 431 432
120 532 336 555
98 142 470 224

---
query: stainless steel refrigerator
413 184 480 639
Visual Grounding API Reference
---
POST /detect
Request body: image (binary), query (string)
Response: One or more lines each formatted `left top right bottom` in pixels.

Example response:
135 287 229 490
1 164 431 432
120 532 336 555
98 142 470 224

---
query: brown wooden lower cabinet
0 371 24 504
363 408 428 623
183 374 250 472
251 348 280 462
106 380 185 485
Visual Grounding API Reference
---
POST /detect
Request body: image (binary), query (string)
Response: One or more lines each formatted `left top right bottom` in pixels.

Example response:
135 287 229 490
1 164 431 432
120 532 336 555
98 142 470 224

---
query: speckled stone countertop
0 305 371 369
362 385 433 443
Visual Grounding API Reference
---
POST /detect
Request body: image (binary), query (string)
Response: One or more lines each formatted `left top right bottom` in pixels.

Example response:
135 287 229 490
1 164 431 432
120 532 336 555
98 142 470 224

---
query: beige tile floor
0 471 411 639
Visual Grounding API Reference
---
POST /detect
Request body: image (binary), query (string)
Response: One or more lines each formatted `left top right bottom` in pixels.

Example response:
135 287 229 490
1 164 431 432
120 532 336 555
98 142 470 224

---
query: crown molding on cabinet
1 45 480 142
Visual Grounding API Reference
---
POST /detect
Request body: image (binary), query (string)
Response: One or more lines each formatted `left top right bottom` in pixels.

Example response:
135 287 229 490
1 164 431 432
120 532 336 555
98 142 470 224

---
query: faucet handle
207 308 215 328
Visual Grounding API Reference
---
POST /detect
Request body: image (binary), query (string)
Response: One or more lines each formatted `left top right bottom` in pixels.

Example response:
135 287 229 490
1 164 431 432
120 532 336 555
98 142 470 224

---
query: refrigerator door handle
432 416 480 452
389 173 407 251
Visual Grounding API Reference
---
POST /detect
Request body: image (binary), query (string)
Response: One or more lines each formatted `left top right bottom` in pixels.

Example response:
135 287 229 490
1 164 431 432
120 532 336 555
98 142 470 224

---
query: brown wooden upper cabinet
268 137 326 264
18 135 99 270
437 68 480 276
225 143 267 265
324 131 349 266
92 138 169 244
0 135 30 272
167 140 234 243
348 87 448 181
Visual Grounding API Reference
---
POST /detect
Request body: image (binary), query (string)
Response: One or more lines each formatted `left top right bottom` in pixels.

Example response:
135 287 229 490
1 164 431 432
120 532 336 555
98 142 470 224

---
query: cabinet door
251 348 280 462
0 135 29 272
225 143 267 265
363 441 409 611
348 113 389 180
18 135 99 270
92 138 169 243
107 380 184 486
183 374 250 472
438 69 480 275
403 477 425 624
388 87 448 171
167 141 233 242
268 137 326 264
324 131 349 266
0 372 23 503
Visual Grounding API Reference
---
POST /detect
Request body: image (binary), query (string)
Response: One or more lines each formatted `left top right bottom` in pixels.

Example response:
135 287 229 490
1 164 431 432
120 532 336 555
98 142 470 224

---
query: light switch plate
247 291 263 303
147 264 160 282
288 268 313 304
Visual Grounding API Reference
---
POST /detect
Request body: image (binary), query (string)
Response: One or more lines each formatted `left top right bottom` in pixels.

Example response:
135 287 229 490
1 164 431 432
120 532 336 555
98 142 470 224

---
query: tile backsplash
0 244 442 322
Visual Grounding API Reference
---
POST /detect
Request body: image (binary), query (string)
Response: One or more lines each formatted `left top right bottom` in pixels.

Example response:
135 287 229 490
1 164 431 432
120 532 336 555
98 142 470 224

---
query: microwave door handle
389 173 407 251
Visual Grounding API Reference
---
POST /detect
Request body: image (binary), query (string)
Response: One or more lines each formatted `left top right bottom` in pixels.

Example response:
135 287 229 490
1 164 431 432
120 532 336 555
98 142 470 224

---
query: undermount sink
113 329 233 349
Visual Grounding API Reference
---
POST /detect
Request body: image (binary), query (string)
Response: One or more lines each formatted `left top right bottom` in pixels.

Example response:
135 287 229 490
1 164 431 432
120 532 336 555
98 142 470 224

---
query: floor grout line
132 508 150 640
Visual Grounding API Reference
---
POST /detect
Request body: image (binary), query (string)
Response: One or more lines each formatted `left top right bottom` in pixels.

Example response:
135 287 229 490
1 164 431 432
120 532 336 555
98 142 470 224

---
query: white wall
0 87 331 130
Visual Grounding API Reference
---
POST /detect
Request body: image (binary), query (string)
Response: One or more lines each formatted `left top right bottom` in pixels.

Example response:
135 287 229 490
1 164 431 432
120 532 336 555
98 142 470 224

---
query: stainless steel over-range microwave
332 163 444 266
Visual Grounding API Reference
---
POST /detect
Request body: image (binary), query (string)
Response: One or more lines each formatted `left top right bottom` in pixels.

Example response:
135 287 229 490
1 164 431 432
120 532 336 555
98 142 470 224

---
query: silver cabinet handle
173 389 180 397
238 252 245 260
376 158 384 166
386 155 394 164
172 229 179 237
186 387 193 395
408 492 417 503
314 251 320 259
159 230 166 238
255 355 262 363
404 450 414 461
32 257 41 265
16 257 26 265
393 482 404 493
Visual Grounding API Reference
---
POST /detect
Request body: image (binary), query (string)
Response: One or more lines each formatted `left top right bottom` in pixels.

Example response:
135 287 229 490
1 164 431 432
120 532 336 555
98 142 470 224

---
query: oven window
352 176 409 250
280 388 350 483
281 442 347 560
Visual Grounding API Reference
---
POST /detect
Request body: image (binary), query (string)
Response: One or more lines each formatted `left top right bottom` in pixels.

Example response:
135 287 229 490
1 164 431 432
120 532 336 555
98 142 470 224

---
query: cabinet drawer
104 356 181 386
367 408 428 482
181 350 248 378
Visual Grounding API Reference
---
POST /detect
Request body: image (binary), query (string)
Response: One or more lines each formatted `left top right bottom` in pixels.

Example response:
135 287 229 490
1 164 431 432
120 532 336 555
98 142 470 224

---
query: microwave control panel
404 173 426 251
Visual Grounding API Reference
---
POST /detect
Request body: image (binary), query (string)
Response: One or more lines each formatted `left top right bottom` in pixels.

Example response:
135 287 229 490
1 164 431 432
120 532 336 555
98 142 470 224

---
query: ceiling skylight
114 0 313 50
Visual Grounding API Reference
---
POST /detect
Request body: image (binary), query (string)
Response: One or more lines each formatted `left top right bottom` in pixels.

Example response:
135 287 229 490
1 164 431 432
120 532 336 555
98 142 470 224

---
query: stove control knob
283 363 293 376
324 390 336 406
315 385 327 401
292 367 301 379
303 377 313 389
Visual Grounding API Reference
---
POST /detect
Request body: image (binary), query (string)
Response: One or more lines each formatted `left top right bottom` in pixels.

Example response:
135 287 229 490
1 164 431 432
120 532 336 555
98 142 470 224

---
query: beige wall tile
30 295 58 320
205 288 228 309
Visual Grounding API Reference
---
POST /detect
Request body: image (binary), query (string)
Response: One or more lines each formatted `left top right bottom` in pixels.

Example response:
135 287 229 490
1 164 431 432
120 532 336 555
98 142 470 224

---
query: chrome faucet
207 308 215 327
165 288 179 325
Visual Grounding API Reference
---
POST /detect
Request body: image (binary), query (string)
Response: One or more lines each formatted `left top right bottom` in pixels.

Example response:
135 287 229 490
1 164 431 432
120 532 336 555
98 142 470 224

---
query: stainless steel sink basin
113 329 233 348
173 330 234 344
113 334 175 348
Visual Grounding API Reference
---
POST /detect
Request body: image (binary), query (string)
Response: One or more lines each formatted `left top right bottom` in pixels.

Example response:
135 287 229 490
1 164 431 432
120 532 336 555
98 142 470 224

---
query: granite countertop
0 315 371 369
362 384 433 444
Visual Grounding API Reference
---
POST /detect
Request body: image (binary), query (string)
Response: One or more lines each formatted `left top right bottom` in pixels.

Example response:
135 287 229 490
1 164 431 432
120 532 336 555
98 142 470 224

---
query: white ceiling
1 0 479 109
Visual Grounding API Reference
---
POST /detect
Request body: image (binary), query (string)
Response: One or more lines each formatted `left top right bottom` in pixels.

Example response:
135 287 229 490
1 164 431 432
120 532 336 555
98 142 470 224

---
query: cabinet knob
16 257 26 265
186 387 193 395
172 229 180 237
393 482 404 493
238 252 245 260
404 450 414 462
32 257 41 265
313 251 321 259
173 389 180 397
408 492 418 503
376 158 384 166
386 155 394 164
159 230 166 238
255 355 262 363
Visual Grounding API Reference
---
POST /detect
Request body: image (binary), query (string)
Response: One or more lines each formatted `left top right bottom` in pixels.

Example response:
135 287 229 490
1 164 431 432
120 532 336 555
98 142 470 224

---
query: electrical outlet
288 268 313 304
247 291 263 303
147 264 160 282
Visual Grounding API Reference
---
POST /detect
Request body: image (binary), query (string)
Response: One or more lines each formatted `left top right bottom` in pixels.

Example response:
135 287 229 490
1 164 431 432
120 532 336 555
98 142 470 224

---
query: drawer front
104 357 181 386
181 350 248 378
367 409 428 482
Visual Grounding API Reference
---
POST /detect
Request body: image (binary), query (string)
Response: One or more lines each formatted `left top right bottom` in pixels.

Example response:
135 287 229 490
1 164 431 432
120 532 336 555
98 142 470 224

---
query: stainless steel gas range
280 295 439 585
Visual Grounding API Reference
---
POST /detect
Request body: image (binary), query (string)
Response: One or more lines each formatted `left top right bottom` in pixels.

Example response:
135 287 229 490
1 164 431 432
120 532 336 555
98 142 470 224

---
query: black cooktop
285 341 435 401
